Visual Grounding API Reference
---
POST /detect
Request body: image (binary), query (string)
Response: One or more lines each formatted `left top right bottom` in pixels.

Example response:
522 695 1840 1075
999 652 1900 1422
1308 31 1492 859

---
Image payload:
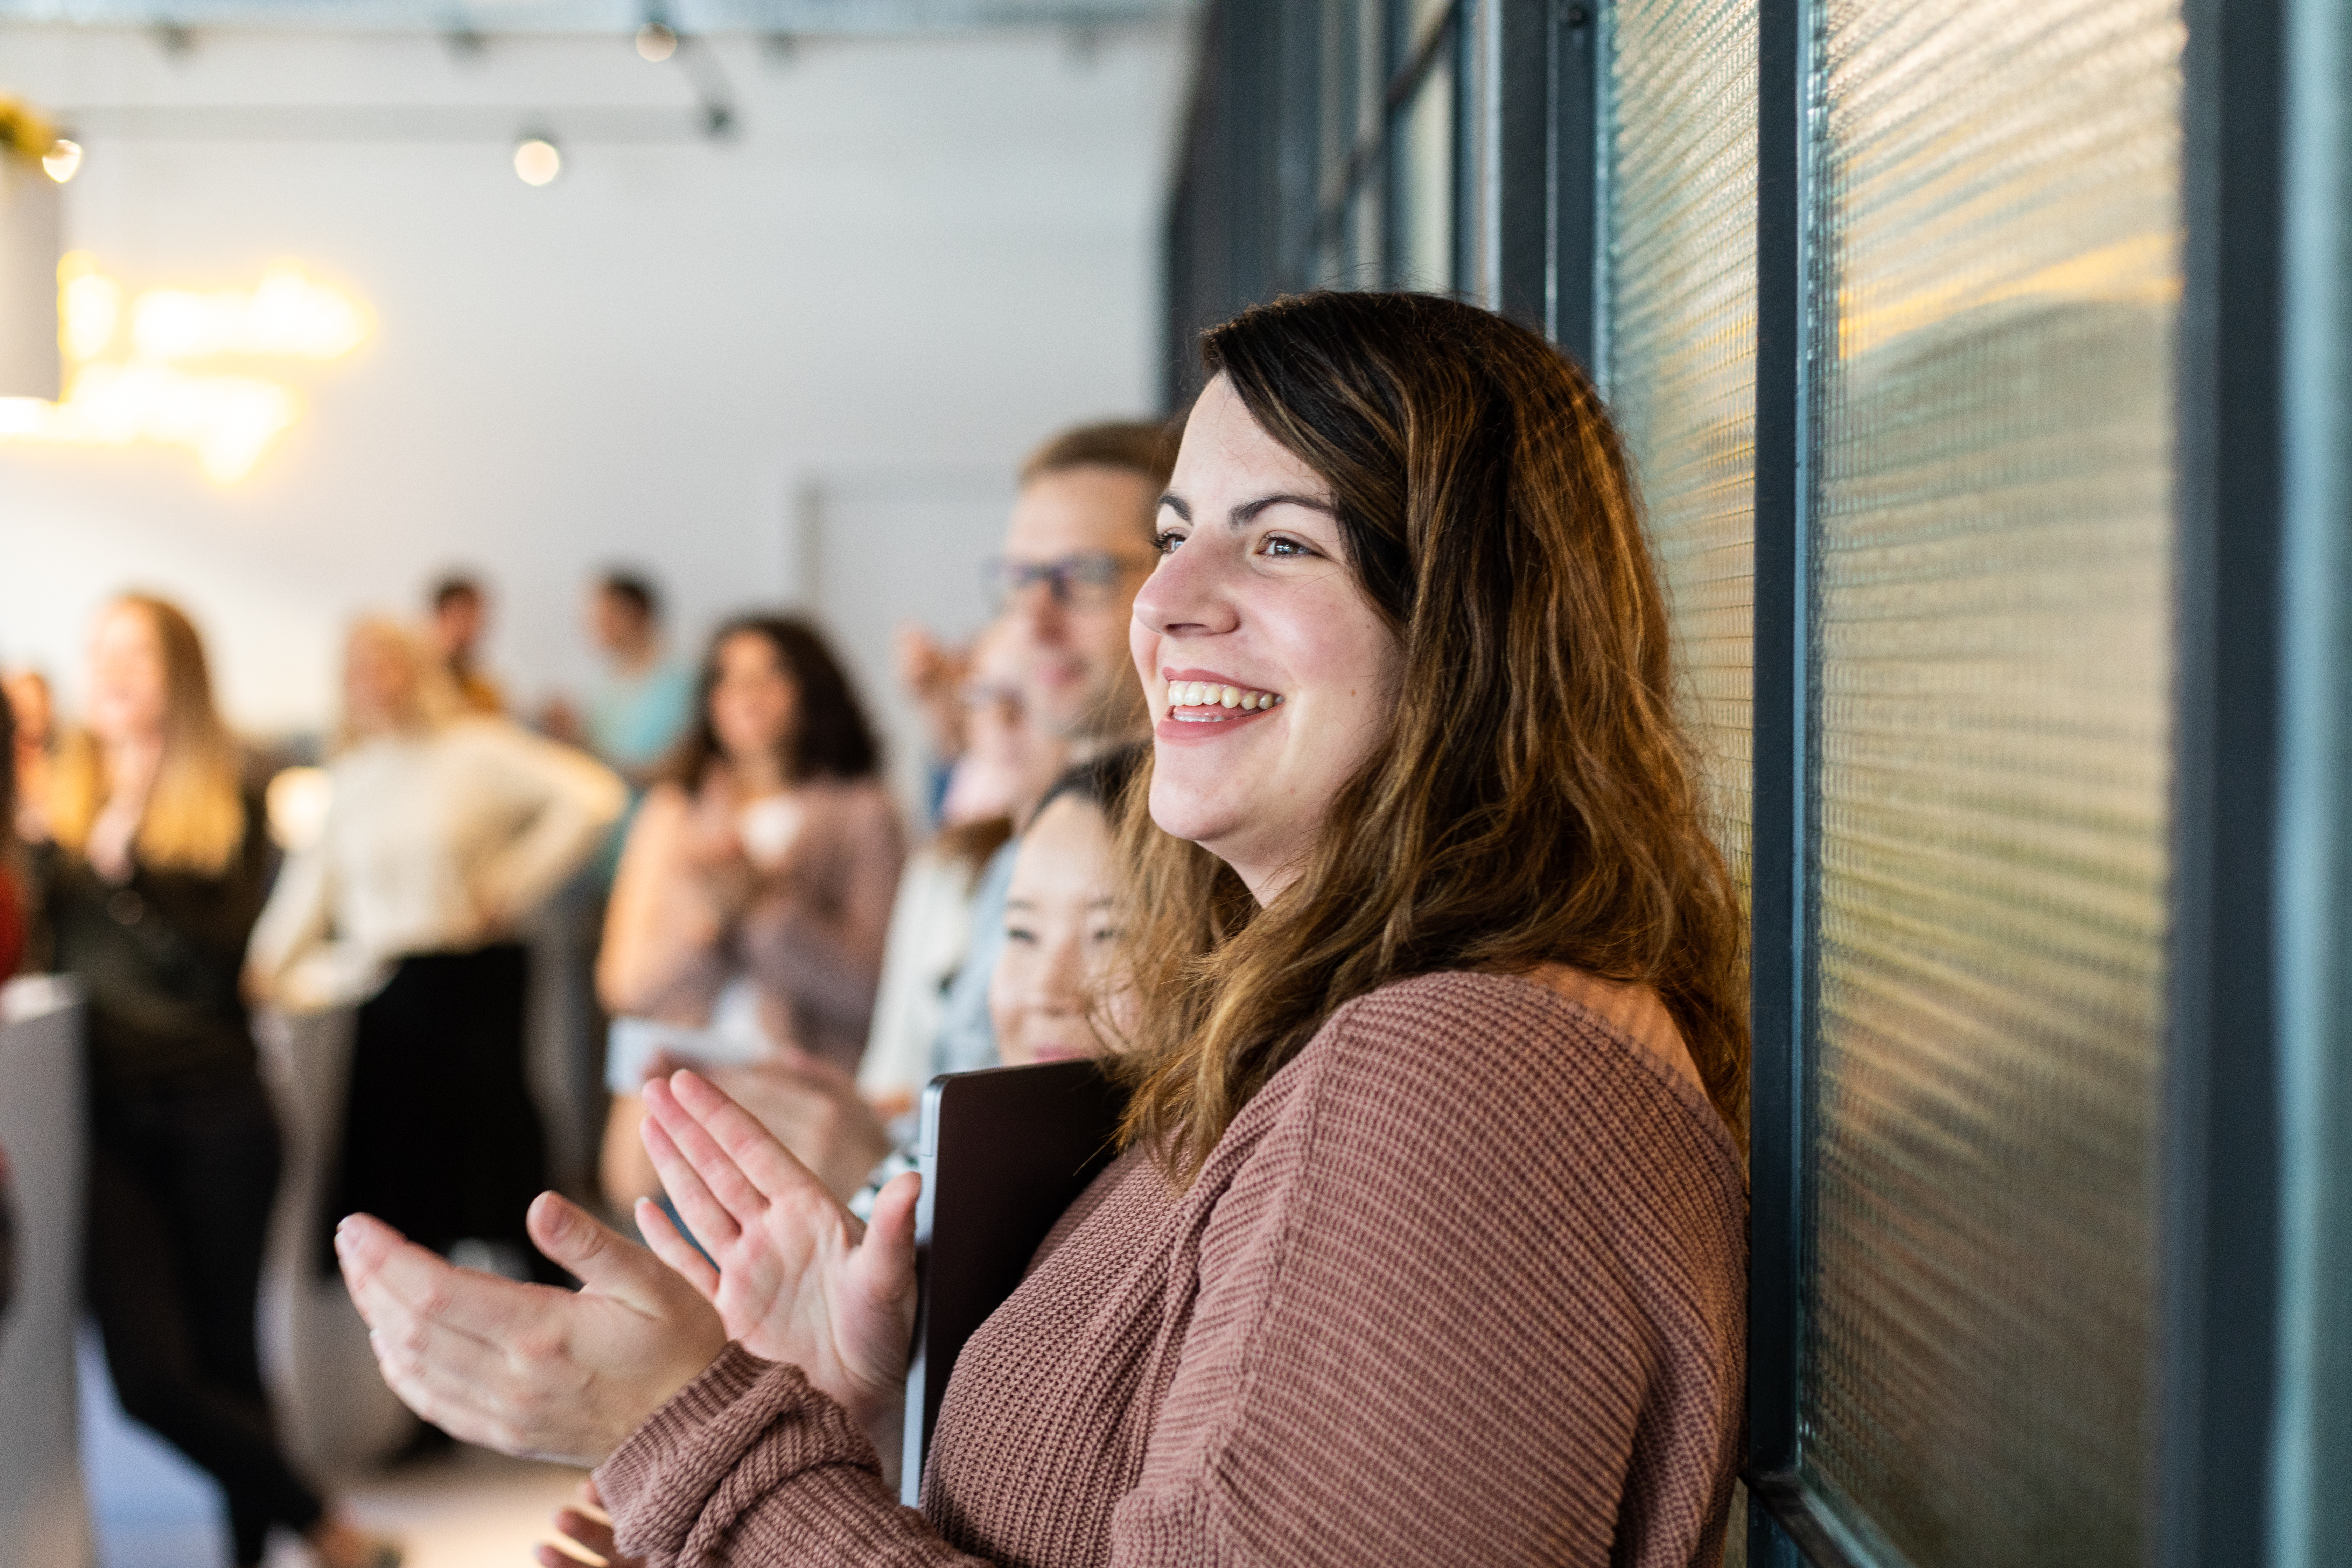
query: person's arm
738 786 907 1046
472 724 626 928
243 838 331 1001
596 786 724 1017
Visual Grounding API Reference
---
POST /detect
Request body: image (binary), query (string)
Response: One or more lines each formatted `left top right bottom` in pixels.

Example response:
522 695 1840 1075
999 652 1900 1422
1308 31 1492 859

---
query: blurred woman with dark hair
342 293 1748 1566
596 615 905 1212
46 596 394 1568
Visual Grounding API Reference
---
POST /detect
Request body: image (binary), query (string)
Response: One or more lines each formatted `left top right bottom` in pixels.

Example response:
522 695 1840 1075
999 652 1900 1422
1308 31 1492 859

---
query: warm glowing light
59 252 122 362
131 263 373 363
42 138 82 183
0 364 301 482
635 21 679 60
513 138 562 186
265 766 335 852
0 254 372 482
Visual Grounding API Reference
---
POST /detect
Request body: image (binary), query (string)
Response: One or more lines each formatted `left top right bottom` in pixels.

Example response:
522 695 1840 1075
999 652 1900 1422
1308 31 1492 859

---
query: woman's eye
1091 925 1121 944
1152 528 1187 555
1004 926 1038 944
1261 535 1313 559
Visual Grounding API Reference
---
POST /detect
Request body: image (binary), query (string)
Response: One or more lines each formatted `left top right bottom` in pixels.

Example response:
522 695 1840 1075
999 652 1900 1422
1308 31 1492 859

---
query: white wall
0 24 1184 782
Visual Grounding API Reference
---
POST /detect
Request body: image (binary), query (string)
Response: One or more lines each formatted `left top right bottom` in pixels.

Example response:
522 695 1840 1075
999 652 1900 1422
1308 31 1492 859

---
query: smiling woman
1119 292 1748 1178
335 289 1749 1568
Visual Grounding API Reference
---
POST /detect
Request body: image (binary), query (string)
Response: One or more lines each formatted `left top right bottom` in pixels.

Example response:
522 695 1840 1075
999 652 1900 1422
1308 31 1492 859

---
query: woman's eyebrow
1232 492 1337 526
1157 493 1191 521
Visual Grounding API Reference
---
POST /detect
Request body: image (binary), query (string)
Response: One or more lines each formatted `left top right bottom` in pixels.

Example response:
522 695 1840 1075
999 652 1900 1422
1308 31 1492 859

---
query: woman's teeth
1168 680 1284 717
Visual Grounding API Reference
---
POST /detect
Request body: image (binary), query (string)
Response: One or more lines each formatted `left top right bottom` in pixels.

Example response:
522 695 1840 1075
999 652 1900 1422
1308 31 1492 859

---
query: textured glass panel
1393 57 1454 290
1603 0 1758 881
1800 3 2184 1565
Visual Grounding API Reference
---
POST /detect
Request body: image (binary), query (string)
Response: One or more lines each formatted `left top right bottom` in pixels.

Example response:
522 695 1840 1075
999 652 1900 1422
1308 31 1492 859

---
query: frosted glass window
1799 2 2185 1564
1393 58 1454 291
1602 0 1758 881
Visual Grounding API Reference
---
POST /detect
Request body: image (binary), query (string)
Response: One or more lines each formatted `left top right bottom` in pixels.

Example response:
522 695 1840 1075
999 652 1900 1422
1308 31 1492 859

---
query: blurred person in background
596 615 903 1212
246 619 623 1287
427 573 503 715
5 669 55 973
893 625 969 829
0 684 15 1452
856 617 1066 1118
543 571 697 794
6 667 54 845
0 680 23 979
40 596 394 1568
930 418 1175 1075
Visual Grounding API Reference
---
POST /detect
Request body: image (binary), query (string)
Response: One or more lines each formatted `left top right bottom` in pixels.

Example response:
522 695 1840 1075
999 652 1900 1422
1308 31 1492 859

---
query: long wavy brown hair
50 595 247 876
1113 291 1748 1180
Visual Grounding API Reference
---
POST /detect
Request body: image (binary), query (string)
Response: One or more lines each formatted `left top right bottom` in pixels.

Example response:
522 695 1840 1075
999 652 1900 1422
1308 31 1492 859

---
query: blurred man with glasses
930 421 1174 1074
983 424 1171 751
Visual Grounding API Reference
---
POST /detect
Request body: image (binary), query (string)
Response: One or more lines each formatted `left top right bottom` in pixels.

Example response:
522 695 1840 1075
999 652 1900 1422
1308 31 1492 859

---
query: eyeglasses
982 552 1154 610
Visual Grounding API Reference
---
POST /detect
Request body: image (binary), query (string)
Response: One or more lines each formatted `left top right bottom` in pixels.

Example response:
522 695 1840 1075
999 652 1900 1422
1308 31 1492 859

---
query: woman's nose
1131 540 1237 638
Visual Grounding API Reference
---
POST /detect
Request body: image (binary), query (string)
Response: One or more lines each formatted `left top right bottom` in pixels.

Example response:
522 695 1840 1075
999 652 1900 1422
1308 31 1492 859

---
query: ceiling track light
512 134 561 186
43 137 83 183
635 20 679 62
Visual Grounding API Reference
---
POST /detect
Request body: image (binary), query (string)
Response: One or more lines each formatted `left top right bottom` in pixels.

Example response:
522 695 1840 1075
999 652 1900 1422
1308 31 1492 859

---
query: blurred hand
895 625 970 762
337 1192 726 1466
710 1050 894 1204
636 1070 920 1464
539 696 586 747
538 1479 644 1568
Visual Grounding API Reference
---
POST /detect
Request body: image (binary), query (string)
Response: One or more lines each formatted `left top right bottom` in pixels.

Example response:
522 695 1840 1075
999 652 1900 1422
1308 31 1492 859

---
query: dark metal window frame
1737 0 2298 1562
1163 0 1600 400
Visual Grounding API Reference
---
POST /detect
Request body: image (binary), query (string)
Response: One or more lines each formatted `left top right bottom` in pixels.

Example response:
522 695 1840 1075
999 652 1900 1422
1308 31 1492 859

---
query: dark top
0 862 24 980
41 791 274 1096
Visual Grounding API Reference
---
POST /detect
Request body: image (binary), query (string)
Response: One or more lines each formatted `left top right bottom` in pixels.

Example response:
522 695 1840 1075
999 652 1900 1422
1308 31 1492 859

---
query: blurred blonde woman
248 619 623 1285
40 596 393 1568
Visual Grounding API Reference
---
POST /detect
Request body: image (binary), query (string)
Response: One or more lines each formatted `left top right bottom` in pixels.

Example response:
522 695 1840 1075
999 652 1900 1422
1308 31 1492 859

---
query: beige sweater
249 717 625 1011
598 969 1748 1566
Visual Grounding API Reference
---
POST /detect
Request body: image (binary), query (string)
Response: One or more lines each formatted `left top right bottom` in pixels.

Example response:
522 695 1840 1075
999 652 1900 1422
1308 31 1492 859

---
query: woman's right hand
636 1069 920 1461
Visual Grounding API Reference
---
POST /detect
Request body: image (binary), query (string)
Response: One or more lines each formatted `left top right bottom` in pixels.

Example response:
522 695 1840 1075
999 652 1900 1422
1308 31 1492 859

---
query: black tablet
899 1058 1128 1505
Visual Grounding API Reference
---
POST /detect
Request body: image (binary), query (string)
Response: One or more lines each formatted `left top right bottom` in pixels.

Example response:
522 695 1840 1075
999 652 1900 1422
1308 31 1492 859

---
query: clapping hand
634 1069 921 1465
337 1191 727 1467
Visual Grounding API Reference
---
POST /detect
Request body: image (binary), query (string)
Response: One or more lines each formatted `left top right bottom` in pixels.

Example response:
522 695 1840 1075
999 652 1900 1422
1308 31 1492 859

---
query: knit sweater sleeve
1105 976 1746 1568
597 1345 993 1568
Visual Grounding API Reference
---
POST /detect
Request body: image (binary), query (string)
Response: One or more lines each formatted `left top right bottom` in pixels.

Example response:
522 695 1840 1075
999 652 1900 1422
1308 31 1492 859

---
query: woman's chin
1146 778 1250 850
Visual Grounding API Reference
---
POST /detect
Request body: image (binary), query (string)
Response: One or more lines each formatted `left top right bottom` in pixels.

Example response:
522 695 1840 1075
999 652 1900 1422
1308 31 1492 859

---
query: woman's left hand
337 1191 728 1466
635 1070 920 1457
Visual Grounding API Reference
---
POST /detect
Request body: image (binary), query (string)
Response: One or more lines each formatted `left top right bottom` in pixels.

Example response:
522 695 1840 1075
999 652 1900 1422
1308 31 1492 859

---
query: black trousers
326 943 558 1282
86 1069 323 1567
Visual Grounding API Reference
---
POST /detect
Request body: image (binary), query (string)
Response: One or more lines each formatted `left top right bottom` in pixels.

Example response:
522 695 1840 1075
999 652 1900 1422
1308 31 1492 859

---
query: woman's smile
1156 665 1286 738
